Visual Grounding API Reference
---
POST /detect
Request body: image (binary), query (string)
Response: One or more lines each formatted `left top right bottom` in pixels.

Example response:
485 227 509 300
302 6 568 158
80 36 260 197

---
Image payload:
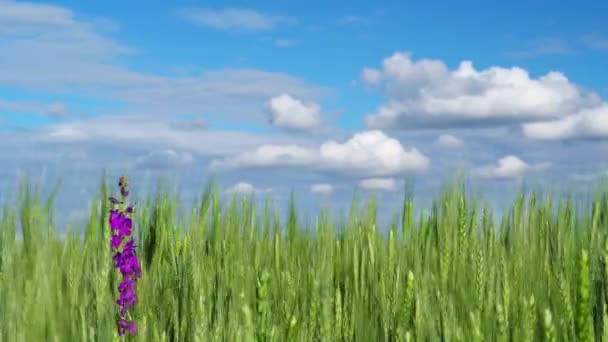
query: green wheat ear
544 309 557 342
576 249 593 342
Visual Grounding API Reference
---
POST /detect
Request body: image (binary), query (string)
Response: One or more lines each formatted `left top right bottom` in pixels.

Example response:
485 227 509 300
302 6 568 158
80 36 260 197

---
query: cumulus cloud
362 52 601 129
267 94 321 131
522 103 608 140
135 149 194 170
436 134 464 147
473 155 550 179
358 178 397 191
311 183 333 195
177 7 290 31
225 182 256 195
225 182 271 196
211 130 430 177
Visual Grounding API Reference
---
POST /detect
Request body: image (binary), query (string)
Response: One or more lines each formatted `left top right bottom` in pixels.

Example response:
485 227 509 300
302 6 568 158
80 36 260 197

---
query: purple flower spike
110 176 140 336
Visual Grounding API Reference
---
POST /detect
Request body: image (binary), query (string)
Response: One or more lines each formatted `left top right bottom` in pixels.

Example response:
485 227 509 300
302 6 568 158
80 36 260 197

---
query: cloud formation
358 178 397 191
436 134 464 147
211 130 430 177
362 52 601 129
473 155 550 179
267 94 321 131
522 103 608 140
225 182 257 195
310 183 334 195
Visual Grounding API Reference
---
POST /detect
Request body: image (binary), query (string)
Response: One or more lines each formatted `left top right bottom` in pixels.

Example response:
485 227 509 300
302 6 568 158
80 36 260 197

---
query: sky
1 0 607 230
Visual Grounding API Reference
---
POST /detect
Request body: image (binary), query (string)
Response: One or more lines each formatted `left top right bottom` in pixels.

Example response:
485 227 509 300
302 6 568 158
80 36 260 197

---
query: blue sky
1 0 607 230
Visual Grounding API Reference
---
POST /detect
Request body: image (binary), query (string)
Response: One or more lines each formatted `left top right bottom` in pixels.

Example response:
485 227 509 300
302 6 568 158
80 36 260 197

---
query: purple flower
116 291 138 309
110 235 122 249
109 210 122 229
124 239 136 254
117 319 137 336
113 248 142 279
117 217 132 237
109 197 120 205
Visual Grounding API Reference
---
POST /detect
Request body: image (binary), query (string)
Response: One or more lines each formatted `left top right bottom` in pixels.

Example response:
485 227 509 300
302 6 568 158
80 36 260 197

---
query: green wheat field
1 174 608 341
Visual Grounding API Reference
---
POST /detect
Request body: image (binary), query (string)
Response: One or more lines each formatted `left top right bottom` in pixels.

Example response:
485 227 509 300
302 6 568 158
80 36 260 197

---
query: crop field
1 175 608 341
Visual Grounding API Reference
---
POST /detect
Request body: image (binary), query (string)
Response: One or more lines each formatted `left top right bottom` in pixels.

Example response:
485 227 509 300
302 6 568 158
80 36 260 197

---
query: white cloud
363 52 601 129
358 178 397 191
311 183 333 195
318 130 429 174
267 94 321 131
178 7 289 31
436 134 464 147
522 103 608 140
212 130 430 177
473 155 550 179
211 145 317 169
135 149 194 170
226 182 256 195
47 125 87 140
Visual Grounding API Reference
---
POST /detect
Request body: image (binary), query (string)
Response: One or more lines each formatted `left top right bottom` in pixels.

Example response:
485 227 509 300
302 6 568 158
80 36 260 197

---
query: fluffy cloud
135 149 194 170
311 183 333 195
358 178 397 191
177 7 290 31
522 103 608 140
211 130 430 177
473 155 550 179
363 52 601 129
225 182 256 195
267 94 321 131
436 134 464 147
225 182 271 196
